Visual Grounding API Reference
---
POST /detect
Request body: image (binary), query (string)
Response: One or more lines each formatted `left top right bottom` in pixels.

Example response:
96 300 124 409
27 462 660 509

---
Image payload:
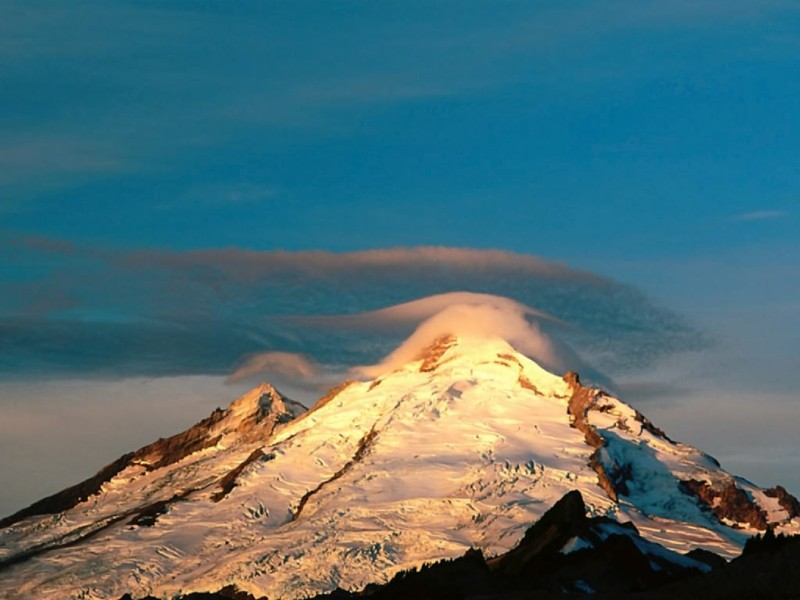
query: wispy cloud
0 2 505 200
731 210 790 222
0 238 709 382
4 0 795 203
226 351 321 384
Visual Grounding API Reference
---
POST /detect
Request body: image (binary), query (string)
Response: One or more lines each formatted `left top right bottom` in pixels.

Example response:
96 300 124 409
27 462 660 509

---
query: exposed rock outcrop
681 479 768 530
764 485 800 520
490 490 587 575
563 371 628 502
4 336 797 600
563 371 603 448
211 449 273 503
489 490 707 593
129 488 195 528
292 426 379 522
651 532 800 599
418 335 457 372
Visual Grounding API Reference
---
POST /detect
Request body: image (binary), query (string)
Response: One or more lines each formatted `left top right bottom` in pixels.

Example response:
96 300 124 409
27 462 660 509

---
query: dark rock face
686 548 728 570
129 498 174 528
345 548 496 600
318 529 800 600
491 490 587 575
489 490 706 595
633 409 673 441
292 426 378 521
764 485 800 520
562 372 793 536
517 374 541 394
122 584 264 600
563 372 604 448
651 532 800 600
681 479 768 530
136 409 228 471
563 372 625 502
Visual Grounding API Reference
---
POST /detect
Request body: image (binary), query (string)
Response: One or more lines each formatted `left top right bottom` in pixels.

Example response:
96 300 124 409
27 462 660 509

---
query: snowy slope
1 336 797 599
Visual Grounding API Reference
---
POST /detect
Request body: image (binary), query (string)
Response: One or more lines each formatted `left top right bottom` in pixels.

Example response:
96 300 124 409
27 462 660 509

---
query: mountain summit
1 335 798 599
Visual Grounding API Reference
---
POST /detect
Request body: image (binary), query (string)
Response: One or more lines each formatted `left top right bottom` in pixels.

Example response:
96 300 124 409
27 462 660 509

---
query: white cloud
351 300 569 379
296 291 562 332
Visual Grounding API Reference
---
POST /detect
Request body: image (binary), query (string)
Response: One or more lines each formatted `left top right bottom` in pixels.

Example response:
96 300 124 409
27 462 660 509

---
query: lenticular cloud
226 293 592 386
1 240 708 380
352 301 560 378
328 293 603 383
295 291 562 332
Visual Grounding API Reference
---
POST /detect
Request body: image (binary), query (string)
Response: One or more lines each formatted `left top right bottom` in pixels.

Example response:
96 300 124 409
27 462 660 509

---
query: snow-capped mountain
1 335 798 599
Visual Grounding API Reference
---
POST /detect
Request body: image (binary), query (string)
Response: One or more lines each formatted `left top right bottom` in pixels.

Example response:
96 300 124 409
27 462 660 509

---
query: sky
1 0 799 517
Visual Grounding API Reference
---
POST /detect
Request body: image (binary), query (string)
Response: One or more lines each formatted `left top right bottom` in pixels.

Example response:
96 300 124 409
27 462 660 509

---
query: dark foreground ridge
116 491 800 600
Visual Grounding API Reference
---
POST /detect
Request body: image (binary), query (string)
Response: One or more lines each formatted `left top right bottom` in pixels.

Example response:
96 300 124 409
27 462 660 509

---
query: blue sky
1 0 799 514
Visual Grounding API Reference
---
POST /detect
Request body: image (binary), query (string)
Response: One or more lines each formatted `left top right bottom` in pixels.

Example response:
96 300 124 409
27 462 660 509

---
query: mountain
1 335 798 599
309 489 725 599
305 502 800 600
130 490 725 600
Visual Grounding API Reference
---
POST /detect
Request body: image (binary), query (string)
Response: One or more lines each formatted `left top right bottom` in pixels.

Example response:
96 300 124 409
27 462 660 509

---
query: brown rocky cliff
764 485 800 520
681 479 768 530
563 371 626 502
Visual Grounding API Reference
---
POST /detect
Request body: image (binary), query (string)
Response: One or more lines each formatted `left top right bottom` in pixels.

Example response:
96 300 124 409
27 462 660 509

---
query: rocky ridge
1 335 798 599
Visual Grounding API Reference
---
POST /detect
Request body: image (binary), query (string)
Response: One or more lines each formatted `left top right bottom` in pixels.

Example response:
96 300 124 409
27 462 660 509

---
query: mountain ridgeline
1 335 798 599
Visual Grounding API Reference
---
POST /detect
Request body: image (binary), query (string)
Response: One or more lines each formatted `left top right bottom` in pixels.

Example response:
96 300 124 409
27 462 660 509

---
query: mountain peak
225 382 306 440
229 381 285 420
411 334 528 370
415 334 460 372
2 341 799 599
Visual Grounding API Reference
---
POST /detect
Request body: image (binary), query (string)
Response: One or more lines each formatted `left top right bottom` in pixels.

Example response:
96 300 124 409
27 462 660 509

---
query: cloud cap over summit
1 240 708 380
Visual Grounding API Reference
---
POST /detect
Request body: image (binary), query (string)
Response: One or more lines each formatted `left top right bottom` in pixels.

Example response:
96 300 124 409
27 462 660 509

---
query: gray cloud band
0 239 709 381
